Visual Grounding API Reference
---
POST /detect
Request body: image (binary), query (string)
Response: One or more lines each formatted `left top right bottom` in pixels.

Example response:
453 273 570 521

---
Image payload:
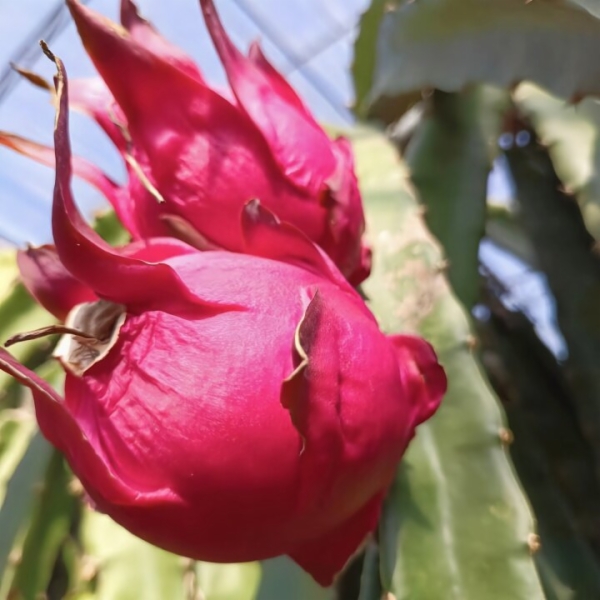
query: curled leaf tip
40 40 56 63
11 64 53 90
120 0 145 25
527 533 541 555
5 325 96 348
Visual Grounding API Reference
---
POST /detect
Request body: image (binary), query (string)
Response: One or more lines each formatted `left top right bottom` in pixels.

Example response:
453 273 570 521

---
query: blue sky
0 0 366 245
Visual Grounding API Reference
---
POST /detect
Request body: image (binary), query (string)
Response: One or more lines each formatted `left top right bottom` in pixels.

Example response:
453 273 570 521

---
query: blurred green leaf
352 126 545 599
80 510 187 600
505 129 600 522
0 251 18 302
0 365 63 596
255 557 333 600
11 450 76 600
487 348 600 599
0 283 51 396
356 542 381 600
353 0 420 121
515 83 600 242
0 432 53 580
353 0 386 115
358 0 600 119
93 209 130 246
477 287 600 596
509 408 600 600
0 410 35 505
405 88 493 308
196 561 261 600
480 282 600 557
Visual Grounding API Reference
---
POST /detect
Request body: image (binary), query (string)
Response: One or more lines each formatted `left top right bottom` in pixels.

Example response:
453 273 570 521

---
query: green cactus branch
353 126 544 599
514 84 600 243
404 88 493 309
10 451 76 600
355 0 600 122
478 279 600 596
504 124 600 491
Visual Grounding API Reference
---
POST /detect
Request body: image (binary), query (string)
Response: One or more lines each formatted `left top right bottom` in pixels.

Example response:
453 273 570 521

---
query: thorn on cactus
465 334 478 350
435 258 450 273
78 555 100 582
527 533 541 555
499 428 514 446
68 477 85 497
8 550 22 568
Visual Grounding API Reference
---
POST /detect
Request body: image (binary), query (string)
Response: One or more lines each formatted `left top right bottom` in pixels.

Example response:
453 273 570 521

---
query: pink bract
58 0 371 284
